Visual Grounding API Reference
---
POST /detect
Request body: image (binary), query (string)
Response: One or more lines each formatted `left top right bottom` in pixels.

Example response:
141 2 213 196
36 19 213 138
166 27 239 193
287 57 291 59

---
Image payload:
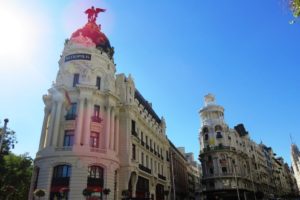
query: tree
290 0 300 17
0 125 33 200
0 153 33 199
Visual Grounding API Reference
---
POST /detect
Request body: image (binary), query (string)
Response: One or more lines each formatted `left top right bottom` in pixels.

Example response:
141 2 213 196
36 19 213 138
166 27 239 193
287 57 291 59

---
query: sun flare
0 2 43 68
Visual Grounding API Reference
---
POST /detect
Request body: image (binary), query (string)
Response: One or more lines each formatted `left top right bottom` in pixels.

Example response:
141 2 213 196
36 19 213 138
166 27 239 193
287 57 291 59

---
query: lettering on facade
65 53 91 62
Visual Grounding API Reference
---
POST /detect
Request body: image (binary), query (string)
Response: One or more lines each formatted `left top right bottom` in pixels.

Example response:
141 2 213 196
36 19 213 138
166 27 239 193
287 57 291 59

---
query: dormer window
216 132 223 139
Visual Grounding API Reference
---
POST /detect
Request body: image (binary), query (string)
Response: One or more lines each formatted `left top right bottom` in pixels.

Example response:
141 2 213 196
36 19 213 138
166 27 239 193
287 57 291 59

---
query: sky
0 0 299 165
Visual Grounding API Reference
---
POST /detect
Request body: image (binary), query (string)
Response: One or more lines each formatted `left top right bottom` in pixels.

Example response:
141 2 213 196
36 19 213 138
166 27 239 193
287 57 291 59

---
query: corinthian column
45 102 56 147
110 108 115 150
105 106 111 149
115 116 119 152
83 99 93 146
75 97 85 145
39 107 50 150
52 101 63 147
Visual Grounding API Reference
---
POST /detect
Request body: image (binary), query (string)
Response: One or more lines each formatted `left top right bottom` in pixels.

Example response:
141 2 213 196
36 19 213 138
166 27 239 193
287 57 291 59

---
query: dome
70 21 114 59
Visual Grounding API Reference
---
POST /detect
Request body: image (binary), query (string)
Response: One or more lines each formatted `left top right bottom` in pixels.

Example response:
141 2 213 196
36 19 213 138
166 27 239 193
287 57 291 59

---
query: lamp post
0 118 9 152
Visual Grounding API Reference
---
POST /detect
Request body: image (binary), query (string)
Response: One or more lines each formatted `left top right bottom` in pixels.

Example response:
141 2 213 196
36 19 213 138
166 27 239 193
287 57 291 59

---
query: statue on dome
85 6 106 23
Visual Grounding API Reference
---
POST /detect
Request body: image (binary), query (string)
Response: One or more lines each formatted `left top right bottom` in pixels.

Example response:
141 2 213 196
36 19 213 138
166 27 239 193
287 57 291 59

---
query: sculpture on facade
85 6 106 23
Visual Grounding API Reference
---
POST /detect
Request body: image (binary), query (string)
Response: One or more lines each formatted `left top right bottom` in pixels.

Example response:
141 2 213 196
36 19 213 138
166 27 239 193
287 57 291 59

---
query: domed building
29 7 170 200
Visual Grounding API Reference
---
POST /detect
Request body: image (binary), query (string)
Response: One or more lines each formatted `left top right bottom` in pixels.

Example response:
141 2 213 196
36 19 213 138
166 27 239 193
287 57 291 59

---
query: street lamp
0 118 9 152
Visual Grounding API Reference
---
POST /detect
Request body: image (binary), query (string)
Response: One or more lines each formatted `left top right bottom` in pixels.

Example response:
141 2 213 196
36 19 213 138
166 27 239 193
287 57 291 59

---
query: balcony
87 177 104 187
139 164 151 174
132 130 138 137
158 174 166 181
51 177 70 186
90 120 103 133
65 114 76 120
150 148 154 153
141 141 145 146
91 116 103 123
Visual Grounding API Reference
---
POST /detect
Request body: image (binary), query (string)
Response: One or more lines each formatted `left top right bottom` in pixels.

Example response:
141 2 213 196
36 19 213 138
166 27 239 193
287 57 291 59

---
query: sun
0 2 43 67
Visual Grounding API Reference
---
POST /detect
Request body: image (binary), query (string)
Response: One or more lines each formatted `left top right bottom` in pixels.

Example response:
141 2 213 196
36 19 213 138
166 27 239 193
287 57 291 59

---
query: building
169 141 189 200
291 143 300 192
29 7 171 200
178 147 201 200
198 94 298 200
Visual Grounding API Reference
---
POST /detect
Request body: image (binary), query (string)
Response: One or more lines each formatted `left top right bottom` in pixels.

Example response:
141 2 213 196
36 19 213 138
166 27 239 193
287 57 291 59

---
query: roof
134 89 161 124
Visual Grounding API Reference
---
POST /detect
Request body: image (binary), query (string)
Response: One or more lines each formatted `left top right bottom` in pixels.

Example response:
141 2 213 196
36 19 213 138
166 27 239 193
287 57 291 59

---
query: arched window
202 127 209 134
50 164 71 200
215 125 223 139
86 166 104 199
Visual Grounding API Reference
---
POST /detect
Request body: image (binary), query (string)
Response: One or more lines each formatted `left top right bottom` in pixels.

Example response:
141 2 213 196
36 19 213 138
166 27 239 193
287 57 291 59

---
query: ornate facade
199 94 298 200
29 7 170 200
291 143 300 192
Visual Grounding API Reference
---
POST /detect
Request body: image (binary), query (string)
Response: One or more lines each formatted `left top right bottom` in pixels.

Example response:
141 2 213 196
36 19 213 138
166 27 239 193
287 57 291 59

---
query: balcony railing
158 174 166 181
87 177 104 187
139 164 151 174
65 114 76 120
51 177 70 186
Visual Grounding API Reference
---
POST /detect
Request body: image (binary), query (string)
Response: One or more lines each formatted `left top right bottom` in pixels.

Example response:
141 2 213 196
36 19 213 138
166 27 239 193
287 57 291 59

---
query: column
105 106 111 149
52 100 63 146
84 99 93 146
110 108 115 150
75 97 85 145
39 107 50 150
115 116 119 153
45 102 57 147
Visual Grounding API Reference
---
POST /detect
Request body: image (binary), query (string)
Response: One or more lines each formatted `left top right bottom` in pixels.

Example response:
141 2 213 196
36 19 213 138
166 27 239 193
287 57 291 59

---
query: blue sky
0 0 299 165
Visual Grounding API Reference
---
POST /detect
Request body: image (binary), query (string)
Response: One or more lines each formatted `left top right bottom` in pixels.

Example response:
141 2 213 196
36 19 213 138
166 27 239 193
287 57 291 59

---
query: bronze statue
85 6 106 23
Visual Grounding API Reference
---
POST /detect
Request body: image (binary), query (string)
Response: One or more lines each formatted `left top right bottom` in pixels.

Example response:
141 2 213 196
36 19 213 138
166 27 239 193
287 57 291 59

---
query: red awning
87 186 102 192
50 186 70 193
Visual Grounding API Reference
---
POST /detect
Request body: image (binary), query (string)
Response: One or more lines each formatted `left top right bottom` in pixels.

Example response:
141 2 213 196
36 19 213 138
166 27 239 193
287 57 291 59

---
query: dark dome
70 22 114 59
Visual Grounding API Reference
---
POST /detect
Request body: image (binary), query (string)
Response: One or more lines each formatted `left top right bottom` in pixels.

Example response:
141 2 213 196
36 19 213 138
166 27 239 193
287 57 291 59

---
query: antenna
290 133 294 144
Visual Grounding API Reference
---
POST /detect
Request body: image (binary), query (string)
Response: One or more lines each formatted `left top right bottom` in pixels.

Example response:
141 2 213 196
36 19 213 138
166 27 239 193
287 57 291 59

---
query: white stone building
198 94 298 199
29 8 170 200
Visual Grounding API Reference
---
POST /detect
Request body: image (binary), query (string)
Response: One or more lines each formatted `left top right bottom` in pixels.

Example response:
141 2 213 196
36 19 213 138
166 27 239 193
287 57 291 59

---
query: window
33 167 40 190
88 166 104 179
65 103 77 120
87 166 104 198
222 167 227 173
90 132 99 148
96 76 101 90
146 155 149 167
141 152 144 165
73 73 79 87
63 131 74 147
146 136 148 145
51 165 71 200
131 120 136 135
205 134 208 140
92 105 101 123
209 167 214 174
53 165 72 178
203 127 209 133
216 132 223 139
132 144 136 160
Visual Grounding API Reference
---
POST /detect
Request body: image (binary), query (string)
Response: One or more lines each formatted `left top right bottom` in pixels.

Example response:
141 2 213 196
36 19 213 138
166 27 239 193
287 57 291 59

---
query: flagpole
0 119 9 152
